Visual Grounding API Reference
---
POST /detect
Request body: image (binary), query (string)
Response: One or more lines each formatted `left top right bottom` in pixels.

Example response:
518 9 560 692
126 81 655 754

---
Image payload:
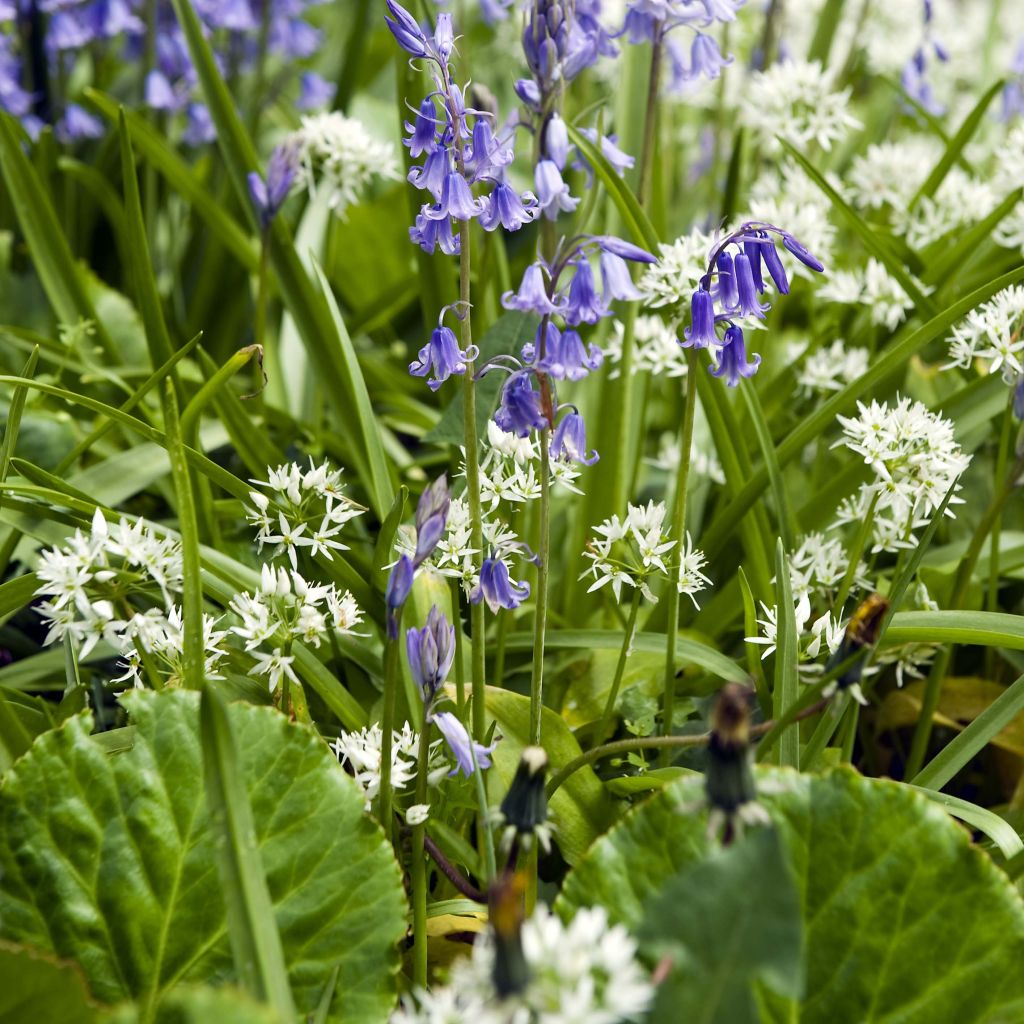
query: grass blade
773 540 800 769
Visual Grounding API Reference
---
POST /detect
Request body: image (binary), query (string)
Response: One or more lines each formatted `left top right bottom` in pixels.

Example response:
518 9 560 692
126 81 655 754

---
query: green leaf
780 139 935 318
0 940 98 1023
910 787 1024 860
558 767 1024 1021
910 79 1006 209
565 123 660 253
102 985 279 1024
0 685 53 772
884 610 1024 650
0 691 406 1021
912 671 1024 791
640 828 803 1024
484 687 614 865
773 541 799 769
200 687 295 1020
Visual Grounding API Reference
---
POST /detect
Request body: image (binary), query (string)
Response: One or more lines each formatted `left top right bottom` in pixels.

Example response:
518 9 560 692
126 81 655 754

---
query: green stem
255 233 269 349
833 490 879 613
661 348 699 765
410 718 431 987
529 438 551 746
985 399 1014 678
905 451 1024 779
802 694 849 768
595 588 643 747
468 739 497 881
637 39 663 209
377 635 402 842
450 578 466 712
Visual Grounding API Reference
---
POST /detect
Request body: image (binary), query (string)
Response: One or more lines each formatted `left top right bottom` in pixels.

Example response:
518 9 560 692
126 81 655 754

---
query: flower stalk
596 587 643 746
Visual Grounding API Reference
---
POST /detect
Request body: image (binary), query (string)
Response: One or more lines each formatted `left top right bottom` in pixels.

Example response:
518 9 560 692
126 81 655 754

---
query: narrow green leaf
200 686 296 1021
910 79 1006 209
884 611 1024 651
565 123 660 252
741 379 794 550
807 0 845 63
780 138 936 317
909 786 1024 859
774 540 799 769
0 347 39 510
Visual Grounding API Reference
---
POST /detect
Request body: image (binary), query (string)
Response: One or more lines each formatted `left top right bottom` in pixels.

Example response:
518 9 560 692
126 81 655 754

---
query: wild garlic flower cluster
35 509 184 660
392 904 653 1024
229 564 364 692
817 259 921 331
478 421 585 506
740 60 860 153
835 397 970 553
246 459 365 569
747 595 848 685
605 315 690 378
788 532 868 603
582 501 710 606
639 226 715 309
797 339 868 396
945 285 1024 383
288 112 399 215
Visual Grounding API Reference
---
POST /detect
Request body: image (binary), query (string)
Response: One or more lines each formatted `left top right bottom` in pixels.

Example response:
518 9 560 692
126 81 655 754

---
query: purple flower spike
495 371 548 437
551 411 599 465
502 263 560 316
384 0 430 58
683 287 719 349
709 324 761 387
414 475 451 567
424 172 482 222
479 182 539 232
782 233 825 273
564 258 609 326
409 325 478 391
386 555 415 639
470 557 531 613
434 711 495 777
248 142 298 231
733 253 771 319
760 238 790 295
600 251 642 302
406 605 456 705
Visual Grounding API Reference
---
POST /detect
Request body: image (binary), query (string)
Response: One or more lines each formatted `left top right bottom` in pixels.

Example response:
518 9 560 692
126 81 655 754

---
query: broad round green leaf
102 984 280 1024
0 940 98 1023
558 767 1024 1022
0 690 407 1022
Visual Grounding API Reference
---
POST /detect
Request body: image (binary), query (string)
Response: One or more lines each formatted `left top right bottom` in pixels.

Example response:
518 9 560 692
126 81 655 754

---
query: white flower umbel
639 226 715 309
289 111 399 215
797 339 868 395
332 722 421 807
605 315 689 378
747 595 846 683
835 396 971 552
788 531 868 601
846 139 941 211
246 458 365 569
741 60 860 153
582 501 710 607
392 904 654 1024
945 284 1024 382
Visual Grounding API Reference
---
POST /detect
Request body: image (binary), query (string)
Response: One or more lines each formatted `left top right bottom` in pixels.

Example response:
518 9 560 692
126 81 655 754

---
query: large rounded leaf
558 767 1024 1023
0 690 407 1022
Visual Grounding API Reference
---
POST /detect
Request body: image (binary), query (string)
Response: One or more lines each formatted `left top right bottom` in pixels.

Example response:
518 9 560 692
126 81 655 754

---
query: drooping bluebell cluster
684 221 824 386
0 0 333 143
407 604 455 706
620 0 743 91
492 234 654 451
387 0 539 259
248 141 299 230
900 0 948 117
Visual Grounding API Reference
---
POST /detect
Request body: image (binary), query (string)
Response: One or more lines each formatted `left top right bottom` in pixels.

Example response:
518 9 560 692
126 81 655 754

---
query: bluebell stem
247 141 298 231
409 315 479 391
406 605 456 707
550 410 599 465
385 555 414 640
414 474 451 567
471 557 531 613
709 324 761 387
434 710 495 776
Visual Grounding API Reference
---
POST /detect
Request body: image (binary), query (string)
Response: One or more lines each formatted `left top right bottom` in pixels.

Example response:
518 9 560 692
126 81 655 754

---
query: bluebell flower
408 144 450 200
514 77 542 109
410 212 460 255
466 118 514 181
760 237 790 295
434 711 495 776
743 235 766 293
145 70 183 112
480 0 515 23
683 287 719 349
414 475 451 567
423 171 482 222
733 253 770 319
434 11 455 62
56 103 104 144
538 327 603 381
687 33 732 81
782 233 825 273
471 557 531 613
502 263 561 316
297 72 336 111
593 235 657 263
600 251 642 302
709 324 760 387
406 605 456 706
550 410 599 465
479 181 539 232
409 323 479 391
544 113 570 170
384 0 431 59
713 251 739 312
495 371 548 437
183 104 216 146
534 159 579 220
248 142 298 231
564 258 609 326
386 555 415 640
576 128 635 179
405 96 439 158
